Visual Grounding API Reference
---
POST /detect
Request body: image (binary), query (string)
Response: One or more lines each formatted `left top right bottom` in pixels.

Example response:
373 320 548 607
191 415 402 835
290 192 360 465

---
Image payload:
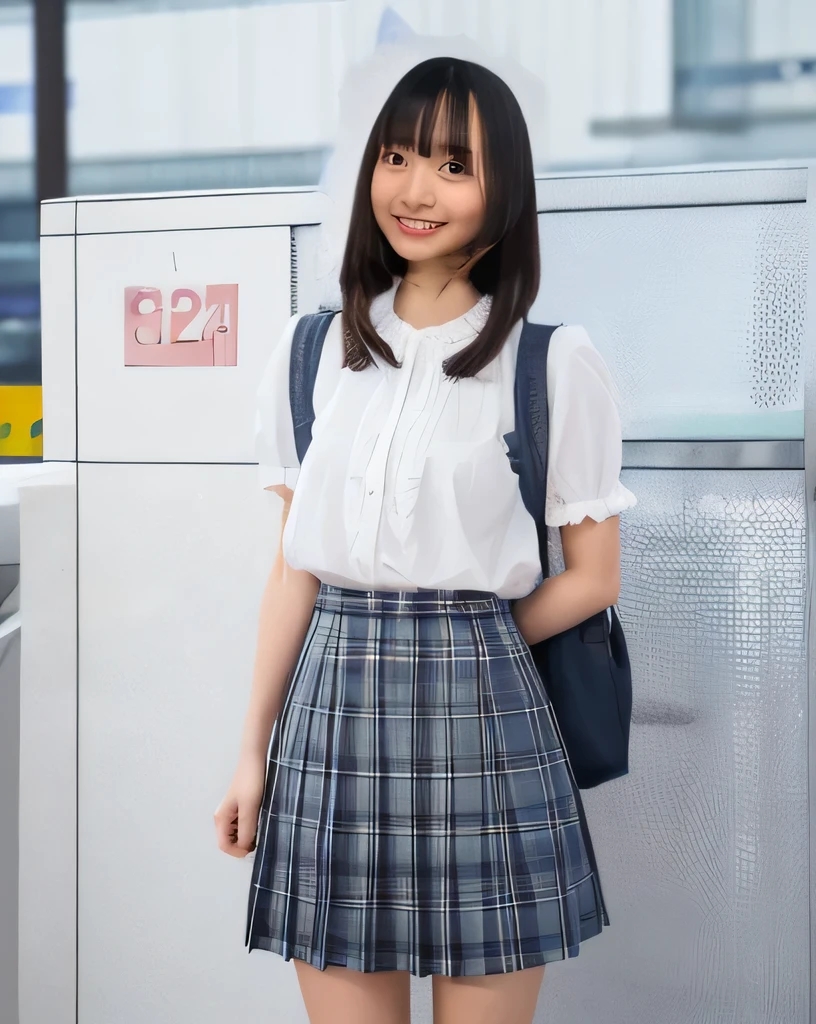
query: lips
394 215 446 236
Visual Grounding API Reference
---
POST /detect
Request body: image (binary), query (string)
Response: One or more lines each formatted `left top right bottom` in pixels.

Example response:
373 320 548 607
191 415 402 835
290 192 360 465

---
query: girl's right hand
214 752 267 858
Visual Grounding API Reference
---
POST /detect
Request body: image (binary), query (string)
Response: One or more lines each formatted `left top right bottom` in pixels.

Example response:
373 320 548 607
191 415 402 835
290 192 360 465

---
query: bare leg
432 964 546 1024
293 959 411 1024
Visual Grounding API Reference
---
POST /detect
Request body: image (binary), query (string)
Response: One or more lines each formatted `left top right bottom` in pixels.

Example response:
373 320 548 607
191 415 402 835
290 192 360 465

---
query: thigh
432 964 546 1024
293 959 411 1024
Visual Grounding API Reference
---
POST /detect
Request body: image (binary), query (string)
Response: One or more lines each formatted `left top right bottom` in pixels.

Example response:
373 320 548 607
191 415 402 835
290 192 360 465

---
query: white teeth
399 217 442 230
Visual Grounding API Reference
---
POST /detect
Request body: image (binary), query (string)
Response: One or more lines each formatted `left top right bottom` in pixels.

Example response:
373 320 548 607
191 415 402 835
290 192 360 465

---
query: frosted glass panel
533 203 806 439
547 468 809 1024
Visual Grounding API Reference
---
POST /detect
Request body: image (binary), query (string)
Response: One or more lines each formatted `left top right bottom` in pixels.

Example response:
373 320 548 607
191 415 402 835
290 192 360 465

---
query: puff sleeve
544 324 638 527
255 313 302 491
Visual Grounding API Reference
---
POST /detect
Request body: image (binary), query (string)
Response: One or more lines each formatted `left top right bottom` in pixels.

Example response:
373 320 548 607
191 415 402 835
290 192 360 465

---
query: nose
399 161 437 214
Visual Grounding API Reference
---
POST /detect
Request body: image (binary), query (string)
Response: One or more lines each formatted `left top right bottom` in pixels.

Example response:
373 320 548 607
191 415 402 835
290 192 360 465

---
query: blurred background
1 0 815 462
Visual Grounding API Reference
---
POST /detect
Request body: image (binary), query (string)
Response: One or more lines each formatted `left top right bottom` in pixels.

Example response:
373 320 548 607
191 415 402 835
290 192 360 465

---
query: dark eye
445 160 467 175
383 151 405 166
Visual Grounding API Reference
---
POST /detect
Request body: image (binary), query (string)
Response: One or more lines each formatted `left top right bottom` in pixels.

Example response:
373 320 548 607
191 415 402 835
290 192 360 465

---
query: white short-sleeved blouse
255 277 637 598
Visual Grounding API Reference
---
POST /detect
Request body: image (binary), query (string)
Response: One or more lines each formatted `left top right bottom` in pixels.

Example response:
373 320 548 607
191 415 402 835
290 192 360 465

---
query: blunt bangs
378 84 474 172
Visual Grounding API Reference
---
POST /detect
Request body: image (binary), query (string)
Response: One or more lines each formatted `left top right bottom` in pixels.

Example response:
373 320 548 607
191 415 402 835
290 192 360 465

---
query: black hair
338 55 540 378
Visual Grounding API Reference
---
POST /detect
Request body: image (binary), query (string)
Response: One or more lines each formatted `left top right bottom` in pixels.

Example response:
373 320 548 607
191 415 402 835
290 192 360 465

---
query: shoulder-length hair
338 55 540 379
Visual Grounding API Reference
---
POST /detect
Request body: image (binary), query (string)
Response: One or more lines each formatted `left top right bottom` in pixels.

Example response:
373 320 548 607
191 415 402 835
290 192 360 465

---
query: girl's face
370 99 486 267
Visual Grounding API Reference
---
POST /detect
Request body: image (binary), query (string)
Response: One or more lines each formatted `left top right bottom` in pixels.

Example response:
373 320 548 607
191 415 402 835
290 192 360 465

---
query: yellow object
0 386 43 457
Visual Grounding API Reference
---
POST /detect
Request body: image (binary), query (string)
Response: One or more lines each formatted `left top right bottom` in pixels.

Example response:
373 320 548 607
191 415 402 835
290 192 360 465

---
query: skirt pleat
244 583 610 977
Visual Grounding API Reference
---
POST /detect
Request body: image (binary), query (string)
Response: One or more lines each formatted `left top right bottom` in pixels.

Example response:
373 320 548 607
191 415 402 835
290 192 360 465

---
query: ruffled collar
369 277 492 346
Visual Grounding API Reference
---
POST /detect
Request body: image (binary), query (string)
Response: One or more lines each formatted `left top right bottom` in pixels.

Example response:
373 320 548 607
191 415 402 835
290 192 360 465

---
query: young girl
215 56 637 1024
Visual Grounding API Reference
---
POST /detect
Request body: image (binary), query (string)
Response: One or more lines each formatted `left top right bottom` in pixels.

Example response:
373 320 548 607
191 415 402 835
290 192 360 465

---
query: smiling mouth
395 216 446 231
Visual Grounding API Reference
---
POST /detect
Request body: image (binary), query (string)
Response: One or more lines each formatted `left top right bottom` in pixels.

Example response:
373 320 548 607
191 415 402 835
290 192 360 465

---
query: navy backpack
287 309 632 789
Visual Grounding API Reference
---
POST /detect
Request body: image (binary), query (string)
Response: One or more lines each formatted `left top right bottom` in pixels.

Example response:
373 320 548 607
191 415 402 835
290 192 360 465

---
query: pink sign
124 283 239 366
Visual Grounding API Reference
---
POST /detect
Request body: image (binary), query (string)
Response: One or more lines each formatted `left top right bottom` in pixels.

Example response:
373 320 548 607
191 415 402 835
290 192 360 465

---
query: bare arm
511 515 621 646
214 484 319 857
238 484 321 760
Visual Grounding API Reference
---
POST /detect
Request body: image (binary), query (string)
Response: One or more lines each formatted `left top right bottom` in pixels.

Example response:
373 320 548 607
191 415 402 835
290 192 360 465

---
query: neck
401 257 474 298
393 264 483 331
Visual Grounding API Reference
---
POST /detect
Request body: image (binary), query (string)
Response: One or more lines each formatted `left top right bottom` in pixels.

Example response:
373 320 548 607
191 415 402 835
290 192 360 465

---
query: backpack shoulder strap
512 319 562 577
512 320 560 523
289 309 340 464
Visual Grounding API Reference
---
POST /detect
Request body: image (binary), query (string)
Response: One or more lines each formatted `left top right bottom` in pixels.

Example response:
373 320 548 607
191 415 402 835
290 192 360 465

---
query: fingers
238 806 260 854
213 804 259 858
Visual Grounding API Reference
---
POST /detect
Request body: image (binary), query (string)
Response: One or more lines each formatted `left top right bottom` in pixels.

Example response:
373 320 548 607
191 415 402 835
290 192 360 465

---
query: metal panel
40 199 76 236
76 463 305 1023
535 164 808 211
17 466 77 1024
39 234 76 461
74 188 329 235
622 439 804 469
74 224 290 463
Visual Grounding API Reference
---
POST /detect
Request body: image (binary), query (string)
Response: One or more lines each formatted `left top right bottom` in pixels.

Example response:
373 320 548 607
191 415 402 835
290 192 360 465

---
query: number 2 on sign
124 283 239 366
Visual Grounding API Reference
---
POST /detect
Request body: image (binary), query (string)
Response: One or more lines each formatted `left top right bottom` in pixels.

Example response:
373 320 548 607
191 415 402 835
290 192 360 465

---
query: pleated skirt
244 583 610 977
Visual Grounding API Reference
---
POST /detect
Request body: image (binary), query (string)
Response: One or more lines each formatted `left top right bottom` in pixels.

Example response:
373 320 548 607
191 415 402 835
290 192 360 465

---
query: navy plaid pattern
245 583 610 977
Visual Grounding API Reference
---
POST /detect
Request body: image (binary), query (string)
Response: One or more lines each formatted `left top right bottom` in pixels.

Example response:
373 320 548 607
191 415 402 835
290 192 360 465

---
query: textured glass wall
578 470 808 1023
534 201 806 439
528 188 810 1022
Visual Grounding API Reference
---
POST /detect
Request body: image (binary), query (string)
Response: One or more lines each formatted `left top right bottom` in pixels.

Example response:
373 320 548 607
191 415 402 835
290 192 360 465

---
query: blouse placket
348 329 422 579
